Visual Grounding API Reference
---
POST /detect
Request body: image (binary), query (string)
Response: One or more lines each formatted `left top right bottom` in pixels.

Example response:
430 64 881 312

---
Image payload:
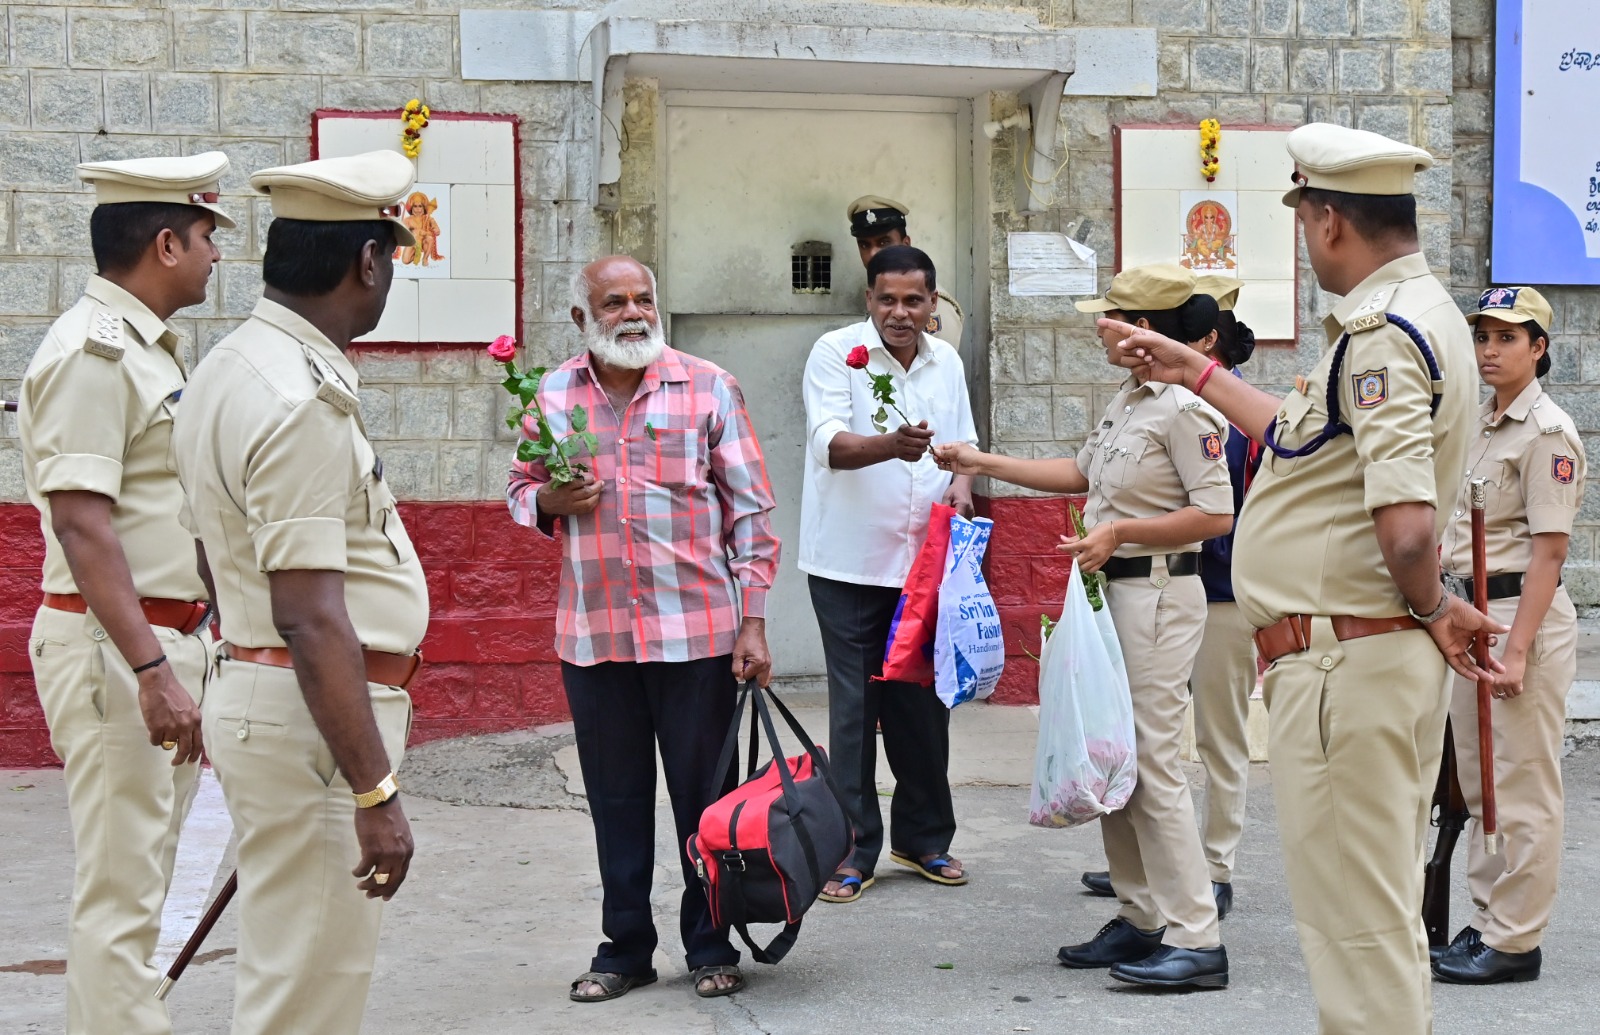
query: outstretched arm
1104 317 1284 441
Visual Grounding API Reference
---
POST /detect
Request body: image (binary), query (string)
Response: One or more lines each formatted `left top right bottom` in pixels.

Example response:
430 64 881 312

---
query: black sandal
692 964 746 998
569 969 658 1002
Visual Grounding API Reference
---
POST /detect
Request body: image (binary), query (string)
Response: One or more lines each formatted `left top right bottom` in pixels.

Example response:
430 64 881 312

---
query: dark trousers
562 656 740 975
808 574 956 874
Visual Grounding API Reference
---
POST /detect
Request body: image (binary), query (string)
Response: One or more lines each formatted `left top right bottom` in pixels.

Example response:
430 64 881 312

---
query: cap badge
188 191 219 204
1354 368 1388 409
865 209 877 224
1553 455 1576 484
1479 287 1519 310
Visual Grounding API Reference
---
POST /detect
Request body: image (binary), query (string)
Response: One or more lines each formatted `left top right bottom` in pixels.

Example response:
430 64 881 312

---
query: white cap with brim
77 151 236 229
250 151 418 248
1281 123 1434 208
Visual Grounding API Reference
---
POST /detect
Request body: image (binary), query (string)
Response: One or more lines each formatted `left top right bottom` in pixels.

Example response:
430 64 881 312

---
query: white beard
586 318 666 370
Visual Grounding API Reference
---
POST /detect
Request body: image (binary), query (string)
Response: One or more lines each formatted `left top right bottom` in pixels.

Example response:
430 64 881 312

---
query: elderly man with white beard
507 255 780 1003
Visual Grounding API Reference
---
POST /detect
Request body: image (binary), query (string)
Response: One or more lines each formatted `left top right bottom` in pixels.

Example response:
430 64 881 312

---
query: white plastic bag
1028 559 1138 828
932 514 1005 708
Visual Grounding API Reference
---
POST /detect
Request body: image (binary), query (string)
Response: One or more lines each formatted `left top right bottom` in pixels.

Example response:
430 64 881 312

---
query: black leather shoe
1212 882 1232 921
1432 941 1541 984
1429 924 1481 963
1057 918 1164 969
1110 944 1229 989
1080 870 1115 897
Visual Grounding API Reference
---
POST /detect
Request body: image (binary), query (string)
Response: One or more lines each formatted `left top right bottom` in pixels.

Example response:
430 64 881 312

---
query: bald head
570 255 658 324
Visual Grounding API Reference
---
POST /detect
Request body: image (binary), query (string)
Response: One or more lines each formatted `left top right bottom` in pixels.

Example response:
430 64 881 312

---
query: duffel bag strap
733 919 801 966
708 682 756 803
750 680 853 816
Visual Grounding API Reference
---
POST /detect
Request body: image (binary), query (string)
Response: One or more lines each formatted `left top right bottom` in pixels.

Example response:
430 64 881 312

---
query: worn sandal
568 969 657 1002
692 964 746 998
890 850 968 886
818 871 875 903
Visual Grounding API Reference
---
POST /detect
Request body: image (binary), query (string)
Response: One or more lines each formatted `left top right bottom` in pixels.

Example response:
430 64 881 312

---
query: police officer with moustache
171 152 427 1035
848 196 965 348
1107 124 1504 1034
18 152 232 1035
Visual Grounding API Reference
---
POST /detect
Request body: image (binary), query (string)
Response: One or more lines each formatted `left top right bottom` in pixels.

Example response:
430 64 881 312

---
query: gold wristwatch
354 772 400 808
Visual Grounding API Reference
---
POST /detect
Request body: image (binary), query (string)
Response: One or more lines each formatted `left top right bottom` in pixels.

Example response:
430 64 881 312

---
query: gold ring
161 740 178 751
374 872 391 886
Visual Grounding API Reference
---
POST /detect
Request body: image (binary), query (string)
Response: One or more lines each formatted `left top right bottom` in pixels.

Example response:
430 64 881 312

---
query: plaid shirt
507 347 780 666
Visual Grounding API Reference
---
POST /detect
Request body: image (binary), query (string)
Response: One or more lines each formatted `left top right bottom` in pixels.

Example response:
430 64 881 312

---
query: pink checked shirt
507 347 780 666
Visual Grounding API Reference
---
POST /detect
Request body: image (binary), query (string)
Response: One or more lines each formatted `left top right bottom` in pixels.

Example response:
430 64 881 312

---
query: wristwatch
354 772 400 808
1408 591 1451 625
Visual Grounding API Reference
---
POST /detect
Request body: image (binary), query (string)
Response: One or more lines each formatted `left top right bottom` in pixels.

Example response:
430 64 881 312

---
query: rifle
1422 720 1471 947
154 870 237 1000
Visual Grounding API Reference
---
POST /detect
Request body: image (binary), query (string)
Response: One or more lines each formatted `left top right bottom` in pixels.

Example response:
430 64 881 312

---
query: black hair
89 202 209 274
866 244 936 294
1212 311 1257 369
1524 318 1552 378
1299 187 1418 243
1123 293 1219 345
262 218 396 297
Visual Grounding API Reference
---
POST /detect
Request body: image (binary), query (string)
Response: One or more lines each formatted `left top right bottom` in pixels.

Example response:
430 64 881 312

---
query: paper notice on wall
1007 233 1097 296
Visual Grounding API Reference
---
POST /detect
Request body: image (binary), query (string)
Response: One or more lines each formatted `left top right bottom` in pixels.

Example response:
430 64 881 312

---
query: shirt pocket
1473 459 1514 532
365 475 418 567
647 427 701 488
1099 437 1148 490
1265 391 1317 478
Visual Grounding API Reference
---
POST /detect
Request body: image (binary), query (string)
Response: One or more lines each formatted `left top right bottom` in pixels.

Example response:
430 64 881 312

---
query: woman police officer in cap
1430 286 1584 985
935 263 1233 990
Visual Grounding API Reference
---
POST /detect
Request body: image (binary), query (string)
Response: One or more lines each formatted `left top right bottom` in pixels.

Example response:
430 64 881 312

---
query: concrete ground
3 697 1597 1034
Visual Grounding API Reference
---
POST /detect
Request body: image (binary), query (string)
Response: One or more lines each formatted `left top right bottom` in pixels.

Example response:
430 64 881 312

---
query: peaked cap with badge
1467 285 1553 330
1281 122 1433 208
77 150 236 229
251 150 418 247
1075 263 1197 314
847 194 909 238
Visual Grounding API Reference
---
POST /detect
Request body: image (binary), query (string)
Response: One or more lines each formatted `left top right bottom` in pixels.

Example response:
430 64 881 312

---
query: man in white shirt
800 245 979 904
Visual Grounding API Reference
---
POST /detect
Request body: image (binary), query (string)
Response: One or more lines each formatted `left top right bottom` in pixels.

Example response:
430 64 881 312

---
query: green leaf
644 421 657 442
934 962 954 970
872 420 888 434
515 439 540 463
558 436 579 459
537 421 556 449
873 406 888 425
581 431 599 454
501 373 521 395
571 403 588 433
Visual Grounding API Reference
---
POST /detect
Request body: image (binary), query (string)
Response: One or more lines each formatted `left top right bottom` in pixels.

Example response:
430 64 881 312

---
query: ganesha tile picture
394 183 451 278
1178 191 1238 272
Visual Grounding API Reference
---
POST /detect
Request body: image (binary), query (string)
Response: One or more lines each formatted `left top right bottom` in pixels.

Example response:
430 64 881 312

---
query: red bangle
1193 359 1222 396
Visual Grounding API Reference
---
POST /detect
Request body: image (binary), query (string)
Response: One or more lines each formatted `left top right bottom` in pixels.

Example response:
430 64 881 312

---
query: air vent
791 241 832 294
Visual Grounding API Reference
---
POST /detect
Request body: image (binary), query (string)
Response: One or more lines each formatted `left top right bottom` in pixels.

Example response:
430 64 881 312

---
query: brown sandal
692 964 746 998
569 969 657 1002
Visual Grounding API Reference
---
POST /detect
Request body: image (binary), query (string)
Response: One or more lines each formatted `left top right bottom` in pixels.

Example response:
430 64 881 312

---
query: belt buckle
1443 574 1469 601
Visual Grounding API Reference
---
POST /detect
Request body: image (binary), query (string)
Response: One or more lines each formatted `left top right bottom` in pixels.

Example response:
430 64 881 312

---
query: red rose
487 335 517 362
845 345 870 369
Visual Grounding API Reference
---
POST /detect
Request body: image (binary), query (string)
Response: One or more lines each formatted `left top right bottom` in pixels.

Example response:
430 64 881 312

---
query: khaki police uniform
1441 288 1582 956
18 152 231 1035
170 152 426 1035
1232 125 1475 1034
1189 273 1254 885
847 194 965 348
1074 265 1233 948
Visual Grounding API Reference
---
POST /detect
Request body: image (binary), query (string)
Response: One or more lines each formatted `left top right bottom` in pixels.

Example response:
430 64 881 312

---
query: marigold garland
1199 118 1221 182
401 99 431 160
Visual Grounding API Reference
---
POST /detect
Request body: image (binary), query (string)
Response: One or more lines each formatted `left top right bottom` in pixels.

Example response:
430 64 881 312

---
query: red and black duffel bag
687 681 852 964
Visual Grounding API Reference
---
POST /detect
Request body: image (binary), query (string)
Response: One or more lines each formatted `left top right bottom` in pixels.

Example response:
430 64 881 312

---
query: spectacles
188 191 220 203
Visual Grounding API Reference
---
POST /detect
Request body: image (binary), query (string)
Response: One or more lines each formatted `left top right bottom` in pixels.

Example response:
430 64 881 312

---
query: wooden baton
154 870 237 1000
1469 480 1499 856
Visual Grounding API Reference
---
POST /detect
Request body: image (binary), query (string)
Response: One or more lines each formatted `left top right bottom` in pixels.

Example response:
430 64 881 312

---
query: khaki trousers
204 658 411 1035
1102 571 1220 949
1265 619 1446 1035
1448 589 1576 954
1190 600 1255 883
30 605 207 1035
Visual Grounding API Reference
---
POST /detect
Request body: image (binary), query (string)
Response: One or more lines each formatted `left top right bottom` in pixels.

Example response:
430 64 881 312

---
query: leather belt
43 593 209 635
222 643 424 689
1443 571 1556 603
1254 614 1424 665
1100 553 1201 580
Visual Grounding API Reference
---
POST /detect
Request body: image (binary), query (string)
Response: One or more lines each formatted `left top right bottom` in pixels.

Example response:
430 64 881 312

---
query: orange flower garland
1200 118 1221 182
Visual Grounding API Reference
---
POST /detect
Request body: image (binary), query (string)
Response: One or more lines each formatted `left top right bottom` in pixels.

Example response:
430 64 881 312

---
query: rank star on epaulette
84 309 125 361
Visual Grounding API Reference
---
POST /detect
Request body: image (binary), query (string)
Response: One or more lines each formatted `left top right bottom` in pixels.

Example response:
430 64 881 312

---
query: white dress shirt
799 319 979 588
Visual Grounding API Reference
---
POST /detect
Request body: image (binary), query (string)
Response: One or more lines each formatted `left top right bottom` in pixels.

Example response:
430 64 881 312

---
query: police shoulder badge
1553 454 1576 484
925 314 942 333
1199 430 1223 461
1353 368 1388 409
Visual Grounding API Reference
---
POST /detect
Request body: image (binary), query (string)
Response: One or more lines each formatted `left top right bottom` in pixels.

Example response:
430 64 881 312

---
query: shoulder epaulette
303 347 360 416
937 289 964 318
1345 283 1399 334
83 307 126 361
1535 409 1568 436
1179 400 1202 412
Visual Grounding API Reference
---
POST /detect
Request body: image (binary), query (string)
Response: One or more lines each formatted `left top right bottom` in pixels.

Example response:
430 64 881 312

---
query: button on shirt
171 299 429 654
799 321 978 587
1233 253 1476 628
19 275 204 600
1077 377 1233 556
506 347 779 667
1442 380 1584 576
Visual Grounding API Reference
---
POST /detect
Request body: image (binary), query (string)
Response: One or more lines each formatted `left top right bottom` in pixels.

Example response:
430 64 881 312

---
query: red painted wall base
0 496 1069 767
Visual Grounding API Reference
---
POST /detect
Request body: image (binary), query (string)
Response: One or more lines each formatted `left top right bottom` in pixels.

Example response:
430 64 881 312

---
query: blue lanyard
1262 312 1443 460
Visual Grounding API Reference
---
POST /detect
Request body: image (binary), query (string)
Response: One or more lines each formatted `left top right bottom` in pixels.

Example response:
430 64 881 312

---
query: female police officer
935 264 1233 990
1431 286 1583 985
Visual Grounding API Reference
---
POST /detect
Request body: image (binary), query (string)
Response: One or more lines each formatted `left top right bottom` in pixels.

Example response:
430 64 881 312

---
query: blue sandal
818 871 875 903
890 850 968 886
